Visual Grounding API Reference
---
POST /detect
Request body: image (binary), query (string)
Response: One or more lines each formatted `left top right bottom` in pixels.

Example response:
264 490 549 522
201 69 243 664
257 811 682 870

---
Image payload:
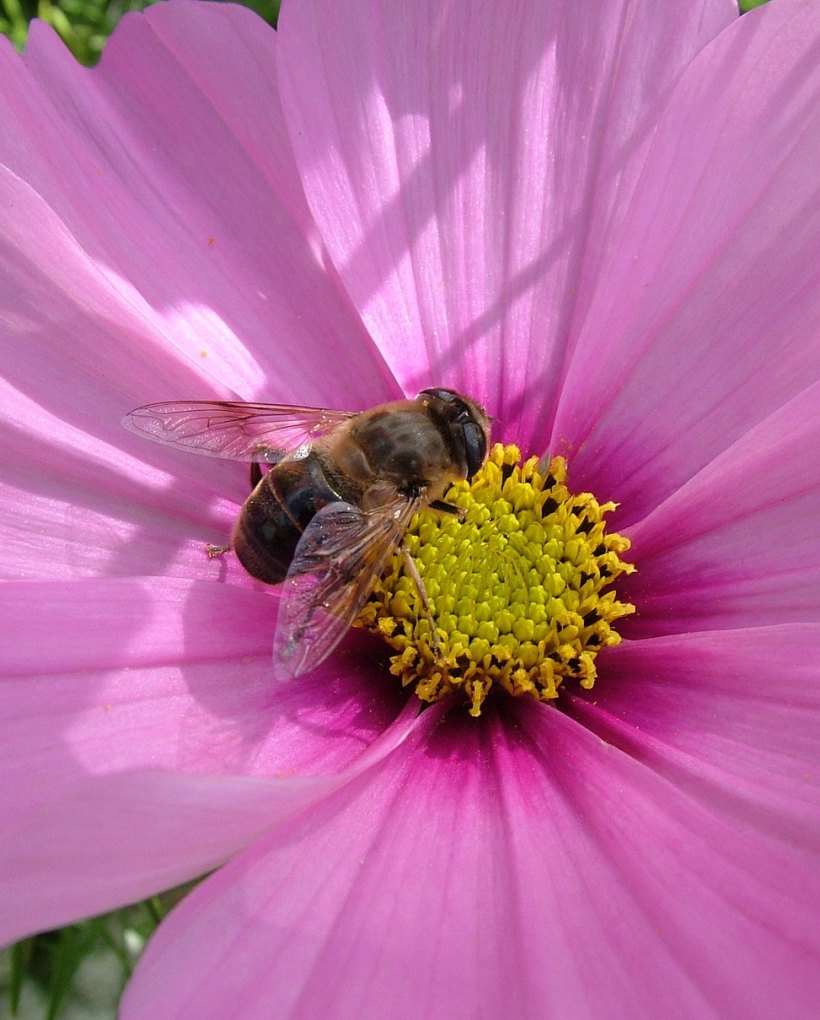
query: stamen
356 444 636 716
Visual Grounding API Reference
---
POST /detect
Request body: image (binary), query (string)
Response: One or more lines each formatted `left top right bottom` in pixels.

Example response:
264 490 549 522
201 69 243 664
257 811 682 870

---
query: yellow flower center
355 444 636 716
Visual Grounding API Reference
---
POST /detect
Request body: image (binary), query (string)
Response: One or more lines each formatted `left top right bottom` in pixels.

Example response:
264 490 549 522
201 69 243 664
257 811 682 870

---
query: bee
123 389 491 679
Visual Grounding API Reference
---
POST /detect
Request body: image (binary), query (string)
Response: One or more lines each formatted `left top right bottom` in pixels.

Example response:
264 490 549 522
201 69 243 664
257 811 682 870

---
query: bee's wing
273 495 422 681
122 400 356 462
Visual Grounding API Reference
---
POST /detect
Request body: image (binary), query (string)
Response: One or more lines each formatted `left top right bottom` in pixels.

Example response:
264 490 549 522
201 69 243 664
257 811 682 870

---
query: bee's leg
428 497 460 514
206 544 231 558
429 499 466 520
400 543 444 660
250 462 262 488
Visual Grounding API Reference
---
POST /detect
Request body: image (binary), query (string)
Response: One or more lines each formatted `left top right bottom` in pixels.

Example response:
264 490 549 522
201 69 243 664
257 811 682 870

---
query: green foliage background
0 0 771 1016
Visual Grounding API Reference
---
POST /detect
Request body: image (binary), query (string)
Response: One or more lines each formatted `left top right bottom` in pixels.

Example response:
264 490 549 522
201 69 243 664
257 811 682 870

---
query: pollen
355 444 636 716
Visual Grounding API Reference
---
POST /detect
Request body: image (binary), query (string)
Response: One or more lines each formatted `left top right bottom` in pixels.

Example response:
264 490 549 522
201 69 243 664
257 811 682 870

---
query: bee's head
418 388 491 480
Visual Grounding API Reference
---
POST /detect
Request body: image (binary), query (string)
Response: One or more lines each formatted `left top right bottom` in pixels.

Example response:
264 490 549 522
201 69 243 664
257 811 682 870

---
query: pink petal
1 576 409 782
1 770 333 947
123 701 820 1019
572 626 820 841
0 576 416 942
1 4 392 414
0 298 245 581
554 1 820 522
277 0 733 442
621 382 820 633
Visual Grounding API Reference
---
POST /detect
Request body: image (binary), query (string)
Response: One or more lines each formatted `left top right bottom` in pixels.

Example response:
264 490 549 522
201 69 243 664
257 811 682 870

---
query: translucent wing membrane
123 401 356 462
273 496 422 680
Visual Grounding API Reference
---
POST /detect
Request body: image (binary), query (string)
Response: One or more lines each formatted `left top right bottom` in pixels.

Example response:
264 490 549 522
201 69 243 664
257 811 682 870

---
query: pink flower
2 0 819 1016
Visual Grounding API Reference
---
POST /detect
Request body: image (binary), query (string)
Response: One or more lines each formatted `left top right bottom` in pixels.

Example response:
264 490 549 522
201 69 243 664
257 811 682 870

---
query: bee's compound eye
462 421 487 479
